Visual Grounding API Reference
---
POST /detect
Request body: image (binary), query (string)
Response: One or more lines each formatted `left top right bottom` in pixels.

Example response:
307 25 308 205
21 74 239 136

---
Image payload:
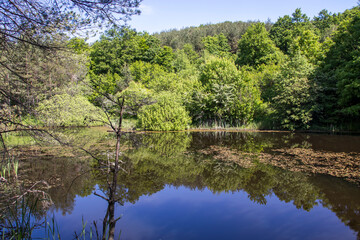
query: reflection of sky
34 185 356 240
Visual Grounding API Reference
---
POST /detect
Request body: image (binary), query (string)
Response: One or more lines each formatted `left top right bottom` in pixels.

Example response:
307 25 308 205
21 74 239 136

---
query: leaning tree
0 0 142 129
0 0 142 139
0 1 143 239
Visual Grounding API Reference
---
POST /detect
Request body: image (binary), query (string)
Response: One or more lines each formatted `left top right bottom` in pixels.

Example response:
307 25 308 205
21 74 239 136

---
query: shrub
137 94 191 131
36 93 106 127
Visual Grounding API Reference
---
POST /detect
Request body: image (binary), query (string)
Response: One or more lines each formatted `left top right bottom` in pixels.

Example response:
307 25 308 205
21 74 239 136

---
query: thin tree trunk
0 133 9 161
104 100 124 240
107 133 121 240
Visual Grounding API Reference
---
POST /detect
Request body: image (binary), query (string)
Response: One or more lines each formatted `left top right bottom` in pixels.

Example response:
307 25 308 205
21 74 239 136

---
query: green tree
154 46 175 71
172 49 192 73
271 54 316 130
192 56 262 126
1 2 143 239
269 15 294 53
36 93 106 127
202 33 232 57
154 20 255 53
130 61 196 97
183 43 200 65
0 37 88 127
0 0 142 131
319 8 360 122
237 23 282 67
137 93 191 131
292 8 310 23
270 9 312 54
313 9 339 41
288 27 323 64
130 61 167 87
89 28 163 76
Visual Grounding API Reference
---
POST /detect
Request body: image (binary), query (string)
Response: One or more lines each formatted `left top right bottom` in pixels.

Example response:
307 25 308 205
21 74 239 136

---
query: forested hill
154 20 272 53
2 5 360 132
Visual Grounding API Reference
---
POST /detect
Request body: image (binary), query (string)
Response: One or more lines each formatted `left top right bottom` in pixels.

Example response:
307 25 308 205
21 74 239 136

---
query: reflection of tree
241 165 277 205
94 134 323 211
19 154 96 215
190 131 273 153
141 132 192 157
311 176 360 238
274 171 321 211
4 130 360 237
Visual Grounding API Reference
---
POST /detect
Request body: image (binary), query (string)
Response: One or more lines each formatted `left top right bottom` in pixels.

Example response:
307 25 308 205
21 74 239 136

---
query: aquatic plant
0 157 19 181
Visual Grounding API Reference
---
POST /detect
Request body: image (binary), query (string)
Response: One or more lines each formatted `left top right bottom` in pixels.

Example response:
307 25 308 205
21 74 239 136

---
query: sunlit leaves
36 93 106 127
271 54 316 130
237 23 282 67
137 93 191 131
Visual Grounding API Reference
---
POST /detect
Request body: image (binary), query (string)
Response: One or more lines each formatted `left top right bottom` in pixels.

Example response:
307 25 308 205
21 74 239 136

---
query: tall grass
190 120 264 130
1 198 39 240
0 156 19 181
1 199 115 240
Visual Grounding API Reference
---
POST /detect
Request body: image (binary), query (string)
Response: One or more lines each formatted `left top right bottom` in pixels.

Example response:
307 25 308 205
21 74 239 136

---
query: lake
2 128 360 239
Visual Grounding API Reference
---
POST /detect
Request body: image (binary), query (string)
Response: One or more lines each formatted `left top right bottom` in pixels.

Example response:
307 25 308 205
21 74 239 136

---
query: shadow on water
1 129 360 239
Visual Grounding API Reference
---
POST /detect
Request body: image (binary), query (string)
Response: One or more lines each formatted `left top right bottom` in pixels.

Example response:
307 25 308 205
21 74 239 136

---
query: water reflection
3 129 360 238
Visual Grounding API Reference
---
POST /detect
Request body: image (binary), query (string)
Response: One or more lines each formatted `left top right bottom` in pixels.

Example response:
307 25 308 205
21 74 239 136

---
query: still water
3 128 360 239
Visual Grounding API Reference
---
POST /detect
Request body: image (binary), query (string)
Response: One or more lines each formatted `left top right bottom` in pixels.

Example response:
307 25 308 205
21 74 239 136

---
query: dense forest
1 5 360 132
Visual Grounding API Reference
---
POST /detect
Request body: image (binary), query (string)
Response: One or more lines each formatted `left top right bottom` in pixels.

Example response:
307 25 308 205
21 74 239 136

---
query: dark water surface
4 128 360 239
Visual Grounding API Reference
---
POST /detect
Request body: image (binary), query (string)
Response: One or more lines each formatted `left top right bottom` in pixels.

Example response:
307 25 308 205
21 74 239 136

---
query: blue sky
128 0 358 33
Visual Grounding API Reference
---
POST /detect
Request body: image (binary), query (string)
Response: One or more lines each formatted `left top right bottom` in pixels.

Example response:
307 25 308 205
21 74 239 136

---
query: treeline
1 6 359 131
86 7 360 130
153 20 272 53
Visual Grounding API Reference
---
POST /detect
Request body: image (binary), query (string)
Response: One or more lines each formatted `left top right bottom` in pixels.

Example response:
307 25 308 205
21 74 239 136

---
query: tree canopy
0 0 142 47
1 3 360 132
0 0 142 132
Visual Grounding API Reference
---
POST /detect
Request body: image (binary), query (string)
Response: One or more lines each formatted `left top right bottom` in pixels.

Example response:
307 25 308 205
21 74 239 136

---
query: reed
0 156 19 180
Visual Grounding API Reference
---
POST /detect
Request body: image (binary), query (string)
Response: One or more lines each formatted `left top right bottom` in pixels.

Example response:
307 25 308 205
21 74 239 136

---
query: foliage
322 9 360 119
0 0 141 47
288 26 324 64
190 56 262 126
130 61 167 86
0 38 88 128
199 56 239 87
237 23 282 67
154 46 175 71
313 9 339 41
202 33 232 57
137 93 191 131
312 7 360 125
87 62 148 128
120 81 154 116
270 8 312 54
0 0 142 134
90 29 158 75
183 43 201 65
130 60 199 104
241 63 282 103
154 20 264 53
36 93 106 127
3 3 360 133
90 28 175 77
172 49 193 73
271 54 316 130
67 38 90 54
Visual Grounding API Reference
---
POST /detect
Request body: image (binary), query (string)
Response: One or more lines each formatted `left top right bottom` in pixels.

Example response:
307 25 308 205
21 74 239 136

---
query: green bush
137 94 191 131
36 93 106 127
